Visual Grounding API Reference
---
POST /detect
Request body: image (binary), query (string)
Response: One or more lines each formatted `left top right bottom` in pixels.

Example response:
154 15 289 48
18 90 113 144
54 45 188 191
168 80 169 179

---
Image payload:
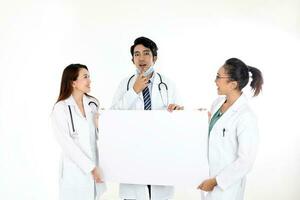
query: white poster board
99 110 209 187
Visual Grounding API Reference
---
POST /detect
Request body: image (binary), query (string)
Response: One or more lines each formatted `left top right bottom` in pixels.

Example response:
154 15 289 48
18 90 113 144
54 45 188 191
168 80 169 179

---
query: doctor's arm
51 104 95 174
215 113 259 190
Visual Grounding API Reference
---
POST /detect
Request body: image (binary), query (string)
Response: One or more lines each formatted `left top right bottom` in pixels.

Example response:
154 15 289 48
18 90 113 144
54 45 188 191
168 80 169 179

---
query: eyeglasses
215 75 230 80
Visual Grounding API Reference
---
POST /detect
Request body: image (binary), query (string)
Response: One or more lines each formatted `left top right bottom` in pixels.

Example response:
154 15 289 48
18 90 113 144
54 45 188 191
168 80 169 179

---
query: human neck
225 91 242 106
72 90 84 105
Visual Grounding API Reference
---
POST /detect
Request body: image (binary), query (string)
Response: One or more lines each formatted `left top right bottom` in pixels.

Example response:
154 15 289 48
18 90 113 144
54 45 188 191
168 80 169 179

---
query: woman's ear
230 81 238 90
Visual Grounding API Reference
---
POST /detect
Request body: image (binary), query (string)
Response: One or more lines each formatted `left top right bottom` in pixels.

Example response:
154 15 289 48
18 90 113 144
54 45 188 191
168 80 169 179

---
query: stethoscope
127 72 169 107
67 101 98 139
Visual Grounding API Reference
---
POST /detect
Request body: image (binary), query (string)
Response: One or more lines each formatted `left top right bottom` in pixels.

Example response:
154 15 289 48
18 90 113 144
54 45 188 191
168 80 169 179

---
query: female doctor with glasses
198 58 263 200
51 64 106 200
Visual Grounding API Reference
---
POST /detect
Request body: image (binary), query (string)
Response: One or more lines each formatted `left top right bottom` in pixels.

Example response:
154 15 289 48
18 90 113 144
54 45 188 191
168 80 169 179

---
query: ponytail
224 58 264 97
248 66 263 96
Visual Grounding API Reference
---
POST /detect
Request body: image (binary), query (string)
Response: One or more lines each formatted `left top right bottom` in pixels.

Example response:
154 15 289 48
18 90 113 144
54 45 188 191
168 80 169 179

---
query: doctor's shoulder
117 74 137 90
235 105 258 129
51 100 69 118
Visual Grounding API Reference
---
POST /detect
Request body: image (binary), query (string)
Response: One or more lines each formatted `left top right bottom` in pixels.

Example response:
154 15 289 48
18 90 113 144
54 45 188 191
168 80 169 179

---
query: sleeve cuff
215 175 226 191
84 163 96 174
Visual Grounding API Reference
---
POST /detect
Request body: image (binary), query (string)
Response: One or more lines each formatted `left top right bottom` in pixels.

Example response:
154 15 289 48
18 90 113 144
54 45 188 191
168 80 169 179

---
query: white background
0 0 299 199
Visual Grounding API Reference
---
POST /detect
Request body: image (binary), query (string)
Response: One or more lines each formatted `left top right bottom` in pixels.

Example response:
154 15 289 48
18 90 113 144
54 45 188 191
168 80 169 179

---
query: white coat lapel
83 95 92 117
64 96 77 116
65 95 86 119
212 94 248 131
130 74 143 101
151 72 161 109
210 97 226 119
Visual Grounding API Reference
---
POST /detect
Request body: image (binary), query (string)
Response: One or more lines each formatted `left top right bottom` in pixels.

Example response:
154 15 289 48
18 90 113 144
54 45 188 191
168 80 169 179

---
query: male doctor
111 36 183 200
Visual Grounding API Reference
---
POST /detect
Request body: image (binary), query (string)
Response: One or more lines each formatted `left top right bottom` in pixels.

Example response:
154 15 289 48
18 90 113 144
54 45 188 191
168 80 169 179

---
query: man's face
132 44 157 72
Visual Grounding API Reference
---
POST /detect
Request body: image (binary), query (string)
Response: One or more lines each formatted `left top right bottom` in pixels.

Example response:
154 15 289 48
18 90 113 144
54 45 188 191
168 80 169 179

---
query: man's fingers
143 76 148 82
197 183 203 189
95 178 102 183
167 105 177 112
94 173 103 183
139 69 146 77
174 106 184 110
139 74 149 84
169 104 182 110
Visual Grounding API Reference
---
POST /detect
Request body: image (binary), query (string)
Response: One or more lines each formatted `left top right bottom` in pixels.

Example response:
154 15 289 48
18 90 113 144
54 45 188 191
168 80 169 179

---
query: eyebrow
134 49 151 54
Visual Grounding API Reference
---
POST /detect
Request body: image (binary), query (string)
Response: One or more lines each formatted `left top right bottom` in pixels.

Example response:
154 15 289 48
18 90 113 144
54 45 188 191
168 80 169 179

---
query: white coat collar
64 94 92 118
135 71 160 99
211 93 249 121
210 93 248 133
83 95 92 114
152 72 160 86
228 93 248 112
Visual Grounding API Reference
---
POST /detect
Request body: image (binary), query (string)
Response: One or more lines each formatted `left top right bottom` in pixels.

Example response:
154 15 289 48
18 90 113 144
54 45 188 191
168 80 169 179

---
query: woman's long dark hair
56 64 97 104
224 58 264 96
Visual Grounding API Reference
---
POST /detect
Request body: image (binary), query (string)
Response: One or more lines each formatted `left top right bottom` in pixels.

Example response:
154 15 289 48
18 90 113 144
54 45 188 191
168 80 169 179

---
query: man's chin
137 66 150 73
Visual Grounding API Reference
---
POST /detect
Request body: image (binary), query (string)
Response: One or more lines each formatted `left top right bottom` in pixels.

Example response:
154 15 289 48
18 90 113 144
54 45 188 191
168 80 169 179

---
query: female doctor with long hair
51 64 106 200
198 58 263 200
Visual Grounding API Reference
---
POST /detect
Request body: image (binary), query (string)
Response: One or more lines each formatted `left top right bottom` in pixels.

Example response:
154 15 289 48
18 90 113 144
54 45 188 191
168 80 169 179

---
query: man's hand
167 104 184 112
133 71 149 94
91 167 103 183
197 178 217 191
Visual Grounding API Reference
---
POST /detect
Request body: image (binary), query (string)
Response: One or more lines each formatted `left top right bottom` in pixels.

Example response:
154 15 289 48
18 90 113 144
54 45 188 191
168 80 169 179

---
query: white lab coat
111 72 181 200
51 95 106 200
206 94 258 200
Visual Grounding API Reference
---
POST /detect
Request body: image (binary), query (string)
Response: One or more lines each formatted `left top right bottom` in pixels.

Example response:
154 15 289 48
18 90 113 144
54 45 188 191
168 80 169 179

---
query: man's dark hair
130 36 158 58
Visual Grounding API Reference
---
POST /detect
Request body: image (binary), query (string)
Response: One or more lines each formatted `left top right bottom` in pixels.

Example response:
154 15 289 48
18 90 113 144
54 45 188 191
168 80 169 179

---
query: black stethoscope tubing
127 73 169 107
68 101 98 134
127 72 168 91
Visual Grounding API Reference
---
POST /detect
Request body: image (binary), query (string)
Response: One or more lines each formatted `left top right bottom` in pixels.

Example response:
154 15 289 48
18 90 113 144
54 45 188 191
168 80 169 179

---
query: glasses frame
215 75 230 80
